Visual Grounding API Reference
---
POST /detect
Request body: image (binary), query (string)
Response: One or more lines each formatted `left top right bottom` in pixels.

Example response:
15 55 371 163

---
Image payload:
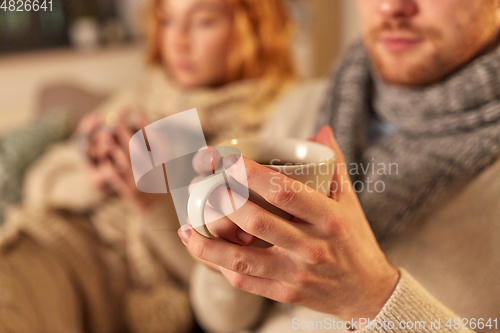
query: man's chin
369 43 454 87
371 55 443 87
375 68 438 87
377 72 424 87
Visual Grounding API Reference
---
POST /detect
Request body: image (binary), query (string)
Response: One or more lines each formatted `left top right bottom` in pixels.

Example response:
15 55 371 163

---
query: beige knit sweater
191 266 475 333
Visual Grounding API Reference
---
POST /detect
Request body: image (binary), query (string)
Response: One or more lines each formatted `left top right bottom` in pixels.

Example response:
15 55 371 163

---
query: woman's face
159 0 233 89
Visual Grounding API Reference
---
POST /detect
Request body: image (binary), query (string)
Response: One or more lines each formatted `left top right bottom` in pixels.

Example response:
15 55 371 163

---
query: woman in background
0 0 325 332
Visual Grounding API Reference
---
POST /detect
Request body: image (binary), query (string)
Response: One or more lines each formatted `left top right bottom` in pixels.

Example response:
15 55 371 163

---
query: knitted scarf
103 66 291 144
317 41 500 241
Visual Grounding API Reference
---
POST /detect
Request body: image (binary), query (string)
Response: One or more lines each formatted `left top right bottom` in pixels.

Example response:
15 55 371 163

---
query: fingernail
178 224 192 243
202 148 212 165
224 155 240 170
236 229 253 244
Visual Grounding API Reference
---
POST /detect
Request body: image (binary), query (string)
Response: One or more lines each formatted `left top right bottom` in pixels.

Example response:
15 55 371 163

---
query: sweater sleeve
190 263 269 333
358 269 474 333
22 142 104 212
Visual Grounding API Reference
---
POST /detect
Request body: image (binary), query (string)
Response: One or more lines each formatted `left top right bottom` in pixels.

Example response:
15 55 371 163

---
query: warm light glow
297 145 307 160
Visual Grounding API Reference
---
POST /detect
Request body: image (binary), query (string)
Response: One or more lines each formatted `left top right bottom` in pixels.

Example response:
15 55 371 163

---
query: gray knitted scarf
317 41 500 241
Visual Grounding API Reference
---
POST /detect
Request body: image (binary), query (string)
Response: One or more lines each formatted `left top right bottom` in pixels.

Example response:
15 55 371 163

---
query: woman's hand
179 126 399 322
78 112 163 212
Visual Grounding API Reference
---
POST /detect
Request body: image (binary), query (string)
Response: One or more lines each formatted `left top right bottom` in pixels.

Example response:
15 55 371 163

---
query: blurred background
0 0 360 134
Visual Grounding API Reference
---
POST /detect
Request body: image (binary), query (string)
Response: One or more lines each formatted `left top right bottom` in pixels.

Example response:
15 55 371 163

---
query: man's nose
378 0 418 19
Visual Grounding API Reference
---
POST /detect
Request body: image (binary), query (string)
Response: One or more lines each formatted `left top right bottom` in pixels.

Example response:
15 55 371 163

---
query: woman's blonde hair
145 0 297 85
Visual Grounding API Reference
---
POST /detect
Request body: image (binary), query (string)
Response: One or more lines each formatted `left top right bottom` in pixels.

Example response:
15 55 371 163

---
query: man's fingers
219 268 296 305
179 225 289 280
192 147 221 175
203 204 256 246
183 227 304 304
188 175 207 194
225 156 336 225
311 126 358 205
310 126 345 165
206 182 307 251
188 176 255 245
196 258 222 273
188 174 256 245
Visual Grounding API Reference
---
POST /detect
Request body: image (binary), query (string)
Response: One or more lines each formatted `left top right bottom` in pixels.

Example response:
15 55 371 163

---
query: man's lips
379 36 423 52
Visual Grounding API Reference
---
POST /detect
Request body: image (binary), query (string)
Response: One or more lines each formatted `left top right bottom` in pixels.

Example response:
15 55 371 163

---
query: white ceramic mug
187 137 336 247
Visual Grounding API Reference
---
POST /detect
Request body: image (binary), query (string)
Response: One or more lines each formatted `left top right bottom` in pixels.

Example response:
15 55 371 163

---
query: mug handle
187 172 227 239
187 167 273 248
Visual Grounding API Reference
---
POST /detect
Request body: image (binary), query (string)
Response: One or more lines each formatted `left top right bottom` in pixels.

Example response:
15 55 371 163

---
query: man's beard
364 18 499 87
364 21 451 87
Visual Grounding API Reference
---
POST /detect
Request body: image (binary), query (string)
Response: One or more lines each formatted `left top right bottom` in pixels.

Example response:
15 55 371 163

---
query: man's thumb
310 126 346 165
310 126 354 202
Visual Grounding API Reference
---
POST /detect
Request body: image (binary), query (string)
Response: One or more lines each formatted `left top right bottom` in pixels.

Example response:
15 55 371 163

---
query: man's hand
189 147 257 246
179 126 399 322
